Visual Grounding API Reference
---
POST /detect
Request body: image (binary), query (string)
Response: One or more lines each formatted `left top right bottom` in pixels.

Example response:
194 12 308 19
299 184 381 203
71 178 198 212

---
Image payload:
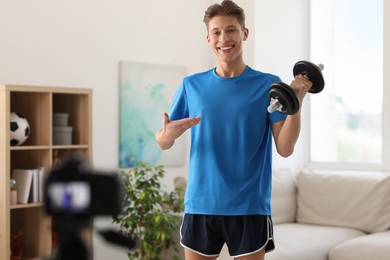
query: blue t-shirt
169 66 287 216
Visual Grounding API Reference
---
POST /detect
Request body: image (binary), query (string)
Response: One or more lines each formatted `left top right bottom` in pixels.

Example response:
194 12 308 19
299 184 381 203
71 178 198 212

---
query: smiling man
206 14 248 77
155 1 312 259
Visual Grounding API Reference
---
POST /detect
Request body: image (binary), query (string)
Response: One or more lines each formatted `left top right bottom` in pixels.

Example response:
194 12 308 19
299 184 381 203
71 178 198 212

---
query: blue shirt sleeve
169 80 189 120
267 76 288 123
269 110 288 123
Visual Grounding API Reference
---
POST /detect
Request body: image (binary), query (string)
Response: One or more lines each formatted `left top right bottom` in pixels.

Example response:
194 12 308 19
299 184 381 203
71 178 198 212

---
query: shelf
11 207 51 258
10 146 51 151
10 91 50 146
53 93 91 145
10 145 90 150
11 203 44 210
1 85 92 260
53 144 90 149
11 149 51 170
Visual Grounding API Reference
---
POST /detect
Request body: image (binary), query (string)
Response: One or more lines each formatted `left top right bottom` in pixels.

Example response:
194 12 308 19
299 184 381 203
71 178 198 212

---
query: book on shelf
38 167 45 202
12 167 45 204
28 169 39 203
12 169 33 204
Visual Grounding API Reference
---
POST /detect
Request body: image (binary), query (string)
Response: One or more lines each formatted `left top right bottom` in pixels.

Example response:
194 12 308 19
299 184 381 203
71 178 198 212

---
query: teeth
220 46 233 50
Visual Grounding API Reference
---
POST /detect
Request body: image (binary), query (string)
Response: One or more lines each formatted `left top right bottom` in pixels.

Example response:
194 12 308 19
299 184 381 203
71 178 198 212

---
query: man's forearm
155 129 175 150
276 112 301 157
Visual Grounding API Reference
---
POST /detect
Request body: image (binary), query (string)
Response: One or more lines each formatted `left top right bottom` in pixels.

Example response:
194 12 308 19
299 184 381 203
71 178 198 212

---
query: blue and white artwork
119 61 187 168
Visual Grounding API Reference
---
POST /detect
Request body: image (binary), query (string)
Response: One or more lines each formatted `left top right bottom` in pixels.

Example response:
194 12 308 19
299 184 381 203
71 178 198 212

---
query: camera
45 158 123 218
44 155 127 260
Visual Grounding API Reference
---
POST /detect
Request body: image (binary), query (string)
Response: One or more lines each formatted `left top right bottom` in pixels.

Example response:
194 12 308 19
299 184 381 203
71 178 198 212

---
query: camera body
44 155 123 219
44 155 125 260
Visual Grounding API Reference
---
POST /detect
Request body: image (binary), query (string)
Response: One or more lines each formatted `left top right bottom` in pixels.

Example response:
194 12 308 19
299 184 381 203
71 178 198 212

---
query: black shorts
180 214 275 258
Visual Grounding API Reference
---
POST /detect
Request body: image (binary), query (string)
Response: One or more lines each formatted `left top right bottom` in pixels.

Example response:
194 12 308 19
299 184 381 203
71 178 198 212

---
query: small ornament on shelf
10 179 17 205
10 229 23 260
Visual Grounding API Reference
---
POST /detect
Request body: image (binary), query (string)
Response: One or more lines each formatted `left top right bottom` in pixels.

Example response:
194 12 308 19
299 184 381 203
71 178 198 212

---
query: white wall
0 1 213 259
254 0 310 171
0 0 308 259
384 0 390 171
0 0 213 170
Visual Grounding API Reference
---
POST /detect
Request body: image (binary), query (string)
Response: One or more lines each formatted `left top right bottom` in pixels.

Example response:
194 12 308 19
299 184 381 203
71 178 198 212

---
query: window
309 0 384 167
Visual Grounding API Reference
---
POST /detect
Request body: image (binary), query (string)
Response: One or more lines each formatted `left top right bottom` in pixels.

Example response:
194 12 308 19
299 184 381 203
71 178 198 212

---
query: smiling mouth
218 46 234 51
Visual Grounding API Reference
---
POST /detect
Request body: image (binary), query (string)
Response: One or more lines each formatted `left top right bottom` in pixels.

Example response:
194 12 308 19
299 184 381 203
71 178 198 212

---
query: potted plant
113 159 184 260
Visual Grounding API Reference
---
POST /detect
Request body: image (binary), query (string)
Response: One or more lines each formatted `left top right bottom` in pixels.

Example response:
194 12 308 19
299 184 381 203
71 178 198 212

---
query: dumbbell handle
302 63 324 80
267 97 283 113
267 63 324 114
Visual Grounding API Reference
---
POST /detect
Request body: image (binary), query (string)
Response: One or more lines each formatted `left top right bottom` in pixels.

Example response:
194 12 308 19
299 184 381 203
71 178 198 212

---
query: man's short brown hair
203 0 246 31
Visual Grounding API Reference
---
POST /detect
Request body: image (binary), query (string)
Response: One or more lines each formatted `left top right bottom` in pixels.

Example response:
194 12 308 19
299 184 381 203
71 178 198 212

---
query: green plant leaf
113 157 184 260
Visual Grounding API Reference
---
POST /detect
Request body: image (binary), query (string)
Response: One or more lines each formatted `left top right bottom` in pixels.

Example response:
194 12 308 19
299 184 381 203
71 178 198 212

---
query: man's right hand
155 112 201 150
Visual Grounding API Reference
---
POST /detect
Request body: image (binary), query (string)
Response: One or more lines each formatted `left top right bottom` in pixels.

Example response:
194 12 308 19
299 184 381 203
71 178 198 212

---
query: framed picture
119 61 187 168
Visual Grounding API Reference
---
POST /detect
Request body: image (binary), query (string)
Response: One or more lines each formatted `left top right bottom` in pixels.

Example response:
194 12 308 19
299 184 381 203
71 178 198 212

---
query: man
155 1 312 259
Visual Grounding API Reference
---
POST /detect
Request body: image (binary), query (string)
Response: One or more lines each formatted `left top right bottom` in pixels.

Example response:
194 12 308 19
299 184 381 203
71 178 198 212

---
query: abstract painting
119 61 187 168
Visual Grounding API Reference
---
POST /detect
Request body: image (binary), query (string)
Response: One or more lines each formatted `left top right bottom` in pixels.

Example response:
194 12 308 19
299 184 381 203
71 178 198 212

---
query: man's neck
215 61 247 78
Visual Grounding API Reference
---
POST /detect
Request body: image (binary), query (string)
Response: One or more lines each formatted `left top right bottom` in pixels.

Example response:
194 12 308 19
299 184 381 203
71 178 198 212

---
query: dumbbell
267 61 325 115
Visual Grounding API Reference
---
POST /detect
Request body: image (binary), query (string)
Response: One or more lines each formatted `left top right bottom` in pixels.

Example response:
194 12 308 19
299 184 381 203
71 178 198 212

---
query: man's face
206 15 248 64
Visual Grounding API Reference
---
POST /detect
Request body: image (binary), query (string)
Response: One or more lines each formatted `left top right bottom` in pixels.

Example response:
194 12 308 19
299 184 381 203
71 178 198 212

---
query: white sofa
163 169 390 260
268 169 390 260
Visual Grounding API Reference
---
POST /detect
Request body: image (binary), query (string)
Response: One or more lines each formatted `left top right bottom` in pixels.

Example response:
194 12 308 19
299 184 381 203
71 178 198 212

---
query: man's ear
206 34 210 43
243 28 249 41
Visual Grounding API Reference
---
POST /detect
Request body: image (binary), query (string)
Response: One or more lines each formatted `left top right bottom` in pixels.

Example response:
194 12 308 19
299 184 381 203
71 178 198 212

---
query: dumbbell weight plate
293 61 325 93
269 82 300 115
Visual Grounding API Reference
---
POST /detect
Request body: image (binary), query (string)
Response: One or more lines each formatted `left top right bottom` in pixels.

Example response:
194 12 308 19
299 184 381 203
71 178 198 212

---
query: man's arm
271 75 312 157
272 113 301 157
155 112 201 150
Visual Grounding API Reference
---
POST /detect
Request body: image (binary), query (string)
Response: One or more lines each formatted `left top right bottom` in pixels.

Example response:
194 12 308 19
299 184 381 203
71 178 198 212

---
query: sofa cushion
297 170 390 233
271 169 297 224
329 230 390 260
267 223 365 260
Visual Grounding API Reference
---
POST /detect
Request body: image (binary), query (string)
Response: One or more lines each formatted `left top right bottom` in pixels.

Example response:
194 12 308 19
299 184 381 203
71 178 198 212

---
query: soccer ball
10 112 30 146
